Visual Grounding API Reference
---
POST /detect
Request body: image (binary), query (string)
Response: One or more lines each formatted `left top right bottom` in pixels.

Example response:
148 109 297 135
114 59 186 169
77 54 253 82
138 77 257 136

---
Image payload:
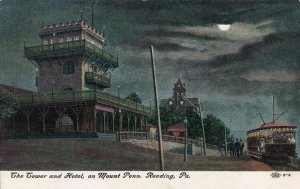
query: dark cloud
119 39 195 51
209 32 300 68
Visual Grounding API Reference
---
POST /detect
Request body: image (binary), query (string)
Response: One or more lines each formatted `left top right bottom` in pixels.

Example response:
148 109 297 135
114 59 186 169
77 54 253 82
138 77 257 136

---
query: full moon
217 24 231 31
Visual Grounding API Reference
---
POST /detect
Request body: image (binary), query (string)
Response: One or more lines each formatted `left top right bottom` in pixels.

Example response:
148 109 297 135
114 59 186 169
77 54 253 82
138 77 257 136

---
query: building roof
160 76 199 108
167 122 186 132
0 84 33 94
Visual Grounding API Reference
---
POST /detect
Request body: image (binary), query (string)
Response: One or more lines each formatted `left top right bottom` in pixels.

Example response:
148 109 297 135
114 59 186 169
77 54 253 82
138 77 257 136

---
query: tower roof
173 76 186 91
40 20 104 41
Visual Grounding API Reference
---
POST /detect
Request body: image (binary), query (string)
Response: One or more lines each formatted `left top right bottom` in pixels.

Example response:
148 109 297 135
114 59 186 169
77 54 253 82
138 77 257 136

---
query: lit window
50 39 53 44
43 40 48 45
67 37 72 42
180 101 184 105
58 38 64 43
74 36 80 41
169 101 173 105
63 61 74 75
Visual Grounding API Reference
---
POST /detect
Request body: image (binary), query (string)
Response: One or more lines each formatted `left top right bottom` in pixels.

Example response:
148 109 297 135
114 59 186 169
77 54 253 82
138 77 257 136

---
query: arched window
63 61 74 75
63 87 74 92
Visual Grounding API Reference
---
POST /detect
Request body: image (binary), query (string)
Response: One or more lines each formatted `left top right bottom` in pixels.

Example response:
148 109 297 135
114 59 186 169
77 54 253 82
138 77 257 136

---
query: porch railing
16 90 150 115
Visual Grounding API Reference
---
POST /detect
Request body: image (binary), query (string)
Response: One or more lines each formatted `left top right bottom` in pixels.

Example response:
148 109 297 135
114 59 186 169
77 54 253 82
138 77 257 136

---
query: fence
117 131 220 150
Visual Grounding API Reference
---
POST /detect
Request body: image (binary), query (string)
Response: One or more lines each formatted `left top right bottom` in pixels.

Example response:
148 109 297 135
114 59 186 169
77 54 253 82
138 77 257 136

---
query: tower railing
85 72 111 88
24 40 118 67
16 90 150 115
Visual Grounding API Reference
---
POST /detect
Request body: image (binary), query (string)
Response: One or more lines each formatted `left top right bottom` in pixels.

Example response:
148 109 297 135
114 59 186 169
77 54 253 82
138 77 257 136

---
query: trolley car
247 122 297 160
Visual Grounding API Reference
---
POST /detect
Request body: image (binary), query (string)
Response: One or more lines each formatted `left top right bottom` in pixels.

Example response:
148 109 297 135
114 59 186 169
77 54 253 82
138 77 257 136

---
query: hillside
0 138 272 171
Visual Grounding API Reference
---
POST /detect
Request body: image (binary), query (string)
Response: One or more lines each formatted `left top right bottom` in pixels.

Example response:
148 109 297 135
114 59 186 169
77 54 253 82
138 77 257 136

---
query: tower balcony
85 72 111 88
24 40 118 68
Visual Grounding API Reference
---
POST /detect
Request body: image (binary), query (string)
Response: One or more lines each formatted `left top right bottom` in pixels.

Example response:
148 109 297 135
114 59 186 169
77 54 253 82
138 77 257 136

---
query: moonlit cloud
241 70 300 82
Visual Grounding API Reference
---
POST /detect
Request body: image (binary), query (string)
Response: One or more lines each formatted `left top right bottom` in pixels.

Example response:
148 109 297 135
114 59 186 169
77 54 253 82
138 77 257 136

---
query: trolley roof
247 122 297 134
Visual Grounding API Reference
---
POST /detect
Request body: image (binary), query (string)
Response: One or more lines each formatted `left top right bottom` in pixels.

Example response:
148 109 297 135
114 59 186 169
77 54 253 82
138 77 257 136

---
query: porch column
75 110 80 133
39 106 48 137
23 108 32 135
103 111 107 133
140 115 144 132
118 109 122 142
112 112 115 133
127 113 130 132
134 115 137 132
93 105 96 133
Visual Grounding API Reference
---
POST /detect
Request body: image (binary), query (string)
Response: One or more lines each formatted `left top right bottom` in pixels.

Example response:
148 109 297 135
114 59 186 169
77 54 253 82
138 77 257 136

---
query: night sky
0 0 300 151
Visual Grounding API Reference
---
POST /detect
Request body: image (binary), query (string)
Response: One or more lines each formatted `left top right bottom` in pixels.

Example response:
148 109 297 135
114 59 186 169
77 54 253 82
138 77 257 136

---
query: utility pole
227 118 233 157
117 85 120 100
272 95 275 122
224 124 227 156
149 98 152 115
12 83 15 94
184 117 188 162
199 102 206 156
119 109 122 142
51 80 54 100
150 45 164 171
181 95 206 156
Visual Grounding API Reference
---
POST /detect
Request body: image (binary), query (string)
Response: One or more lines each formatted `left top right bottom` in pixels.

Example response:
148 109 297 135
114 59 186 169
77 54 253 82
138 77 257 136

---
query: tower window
63 61 74 75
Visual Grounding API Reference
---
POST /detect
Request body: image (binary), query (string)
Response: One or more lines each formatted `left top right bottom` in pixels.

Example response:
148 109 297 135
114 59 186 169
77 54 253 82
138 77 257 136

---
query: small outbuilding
167 122 186 137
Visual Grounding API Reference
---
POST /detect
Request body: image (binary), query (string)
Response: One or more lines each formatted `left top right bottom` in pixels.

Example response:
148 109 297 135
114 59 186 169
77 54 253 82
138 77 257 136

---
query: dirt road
0 138 272 171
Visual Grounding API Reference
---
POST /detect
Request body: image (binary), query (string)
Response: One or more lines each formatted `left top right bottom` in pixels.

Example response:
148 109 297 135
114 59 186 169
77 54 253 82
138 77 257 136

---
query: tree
0 89 17 119
203 114 230 147
148 105 231 147
125 92 142 103
185 108 202 139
